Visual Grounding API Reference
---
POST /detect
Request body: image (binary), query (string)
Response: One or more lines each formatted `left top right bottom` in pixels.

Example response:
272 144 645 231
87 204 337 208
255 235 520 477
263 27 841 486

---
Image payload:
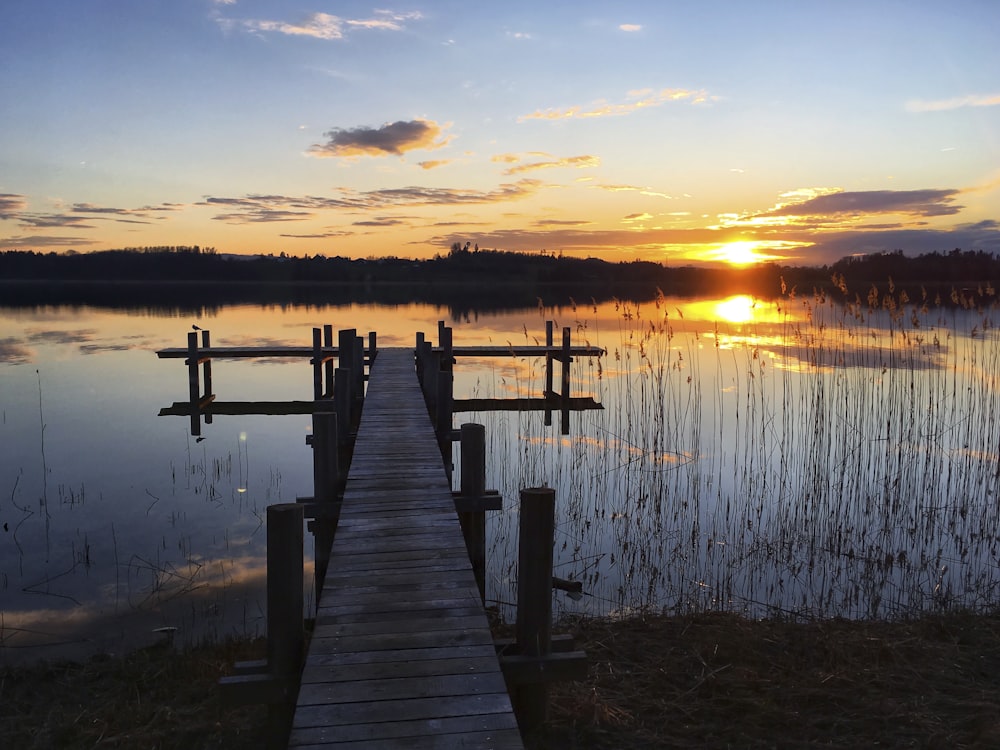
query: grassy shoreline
4 611 1000 748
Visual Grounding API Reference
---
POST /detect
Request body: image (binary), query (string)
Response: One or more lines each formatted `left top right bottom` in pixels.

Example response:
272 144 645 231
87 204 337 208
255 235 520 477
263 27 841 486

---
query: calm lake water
3 291 999 663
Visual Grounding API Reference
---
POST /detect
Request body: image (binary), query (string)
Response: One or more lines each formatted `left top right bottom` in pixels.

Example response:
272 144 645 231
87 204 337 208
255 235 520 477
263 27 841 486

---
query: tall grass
472 286 1000 621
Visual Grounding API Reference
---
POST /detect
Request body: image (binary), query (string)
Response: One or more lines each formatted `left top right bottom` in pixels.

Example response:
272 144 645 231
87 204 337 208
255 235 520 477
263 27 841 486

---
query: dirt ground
3 611 999 749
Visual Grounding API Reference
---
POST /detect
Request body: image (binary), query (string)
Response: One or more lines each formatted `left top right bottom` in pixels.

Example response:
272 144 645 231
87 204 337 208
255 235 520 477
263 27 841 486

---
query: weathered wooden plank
320 564 475 587
303 644 498 669
288 713 519 747
293 692 515 728
316 596 484 620
300 655 503 685
307 627 495 656
322 547 468 570
293 728 524 749
315 615 490 639
327 535 469 556
297 671 508 706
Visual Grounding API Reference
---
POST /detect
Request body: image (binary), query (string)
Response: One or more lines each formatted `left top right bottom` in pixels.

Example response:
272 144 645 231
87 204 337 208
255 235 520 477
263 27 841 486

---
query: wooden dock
288 348 523 748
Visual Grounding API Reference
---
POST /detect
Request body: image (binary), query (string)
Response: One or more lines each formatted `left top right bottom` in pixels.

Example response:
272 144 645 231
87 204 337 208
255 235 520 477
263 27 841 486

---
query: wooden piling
200 330 213 422
187 331 202 436
544 321 554 427
266 502 304 748
311 401 338 593
337 328 358 422
514 487 556 732
352 334 365 404
545 320 554 397
561 326 571 400
334 367 352 446
311 327 323 400
323 325 334 397
459 422 487 603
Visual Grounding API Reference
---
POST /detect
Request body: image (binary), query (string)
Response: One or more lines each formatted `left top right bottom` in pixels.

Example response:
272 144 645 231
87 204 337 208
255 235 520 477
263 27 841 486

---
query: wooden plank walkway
288 348 523 749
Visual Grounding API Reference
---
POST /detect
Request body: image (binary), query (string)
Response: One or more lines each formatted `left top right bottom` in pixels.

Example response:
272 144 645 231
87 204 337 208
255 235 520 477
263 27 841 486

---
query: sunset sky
1 0 998 266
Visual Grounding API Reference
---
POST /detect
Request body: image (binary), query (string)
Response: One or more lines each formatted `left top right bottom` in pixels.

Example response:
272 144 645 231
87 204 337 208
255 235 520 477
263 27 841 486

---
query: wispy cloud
502 155 600 175
0 193 28 219
203 179 547 224
307 119 451 158
0 234 97 248
590 183 680 200
758 188 963 220
18 214 96 229
519 86 715 122
417 159 452 170
225 10 422 41
906 93 1000 112
9 201 180 230
619 24 643 32
352 217 408 227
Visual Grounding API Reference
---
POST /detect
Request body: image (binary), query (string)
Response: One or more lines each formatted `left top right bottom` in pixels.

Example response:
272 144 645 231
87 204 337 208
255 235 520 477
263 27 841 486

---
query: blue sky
1 0 998 265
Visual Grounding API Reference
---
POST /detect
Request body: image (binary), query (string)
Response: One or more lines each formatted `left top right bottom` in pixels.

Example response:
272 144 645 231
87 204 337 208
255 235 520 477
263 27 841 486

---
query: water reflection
2 291 1000 665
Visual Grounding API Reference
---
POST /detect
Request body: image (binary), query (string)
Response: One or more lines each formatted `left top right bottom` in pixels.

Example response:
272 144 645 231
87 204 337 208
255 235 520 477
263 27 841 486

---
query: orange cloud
307 119 451 158
502 155 600 175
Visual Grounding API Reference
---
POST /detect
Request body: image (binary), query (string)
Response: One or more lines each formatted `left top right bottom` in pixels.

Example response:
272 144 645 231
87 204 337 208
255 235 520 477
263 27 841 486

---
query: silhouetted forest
2 245 998 313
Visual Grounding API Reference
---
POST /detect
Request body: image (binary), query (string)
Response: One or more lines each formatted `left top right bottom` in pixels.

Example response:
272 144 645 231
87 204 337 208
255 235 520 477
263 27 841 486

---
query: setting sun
716 241 766 266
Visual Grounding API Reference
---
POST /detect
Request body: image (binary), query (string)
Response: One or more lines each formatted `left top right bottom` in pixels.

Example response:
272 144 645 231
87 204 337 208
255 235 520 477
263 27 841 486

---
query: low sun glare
717 241 765 266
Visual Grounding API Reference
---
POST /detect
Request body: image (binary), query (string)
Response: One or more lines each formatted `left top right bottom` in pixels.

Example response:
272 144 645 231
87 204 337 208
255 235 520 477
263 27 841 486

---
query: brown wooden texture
288 348 522 749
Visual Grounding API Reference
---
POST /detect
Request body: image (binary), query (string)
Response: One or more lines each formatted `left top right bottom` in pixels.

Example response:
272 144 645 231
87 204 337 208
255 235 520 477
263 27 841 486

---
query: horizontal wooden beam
452 490 502 512
159 400 318 416
454 396 602 413
159 346 341 359
444 345 605 357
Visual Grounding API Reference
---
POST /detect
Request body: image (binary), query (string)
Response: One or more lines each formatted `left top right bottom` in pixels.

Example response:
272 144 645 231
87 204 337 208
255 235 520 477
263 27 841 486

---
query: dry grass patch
530 611 1000 749
1 638 266 749
4 613 1000 748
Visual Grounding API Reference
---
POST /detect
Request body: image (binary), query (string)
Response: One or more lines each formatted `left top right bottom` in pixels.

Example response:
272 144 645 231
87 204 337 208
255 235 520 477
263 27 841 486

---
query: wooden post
266 502 304 748
561 327 572 435
440 323 454 374
459 423 487 603
200 330 213 425
437 375 453 476
561 326 572 401
515 487 556 732
353 335 365 406
334 367 352 446
337 328 355 373
187 331 201 436
337 328 357 422
367 331 377 367
311 327 323 400
415 332 426 393
323 325 334 398
544 321 554 427
425 346 440 417
545 320 554 397
311 401 338 596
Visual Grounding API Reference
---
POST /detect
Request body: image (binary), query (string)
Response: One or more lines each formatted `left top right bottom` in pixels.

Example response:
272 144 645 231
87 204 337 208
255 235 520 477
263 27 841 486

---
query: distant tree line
2 245 999 306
